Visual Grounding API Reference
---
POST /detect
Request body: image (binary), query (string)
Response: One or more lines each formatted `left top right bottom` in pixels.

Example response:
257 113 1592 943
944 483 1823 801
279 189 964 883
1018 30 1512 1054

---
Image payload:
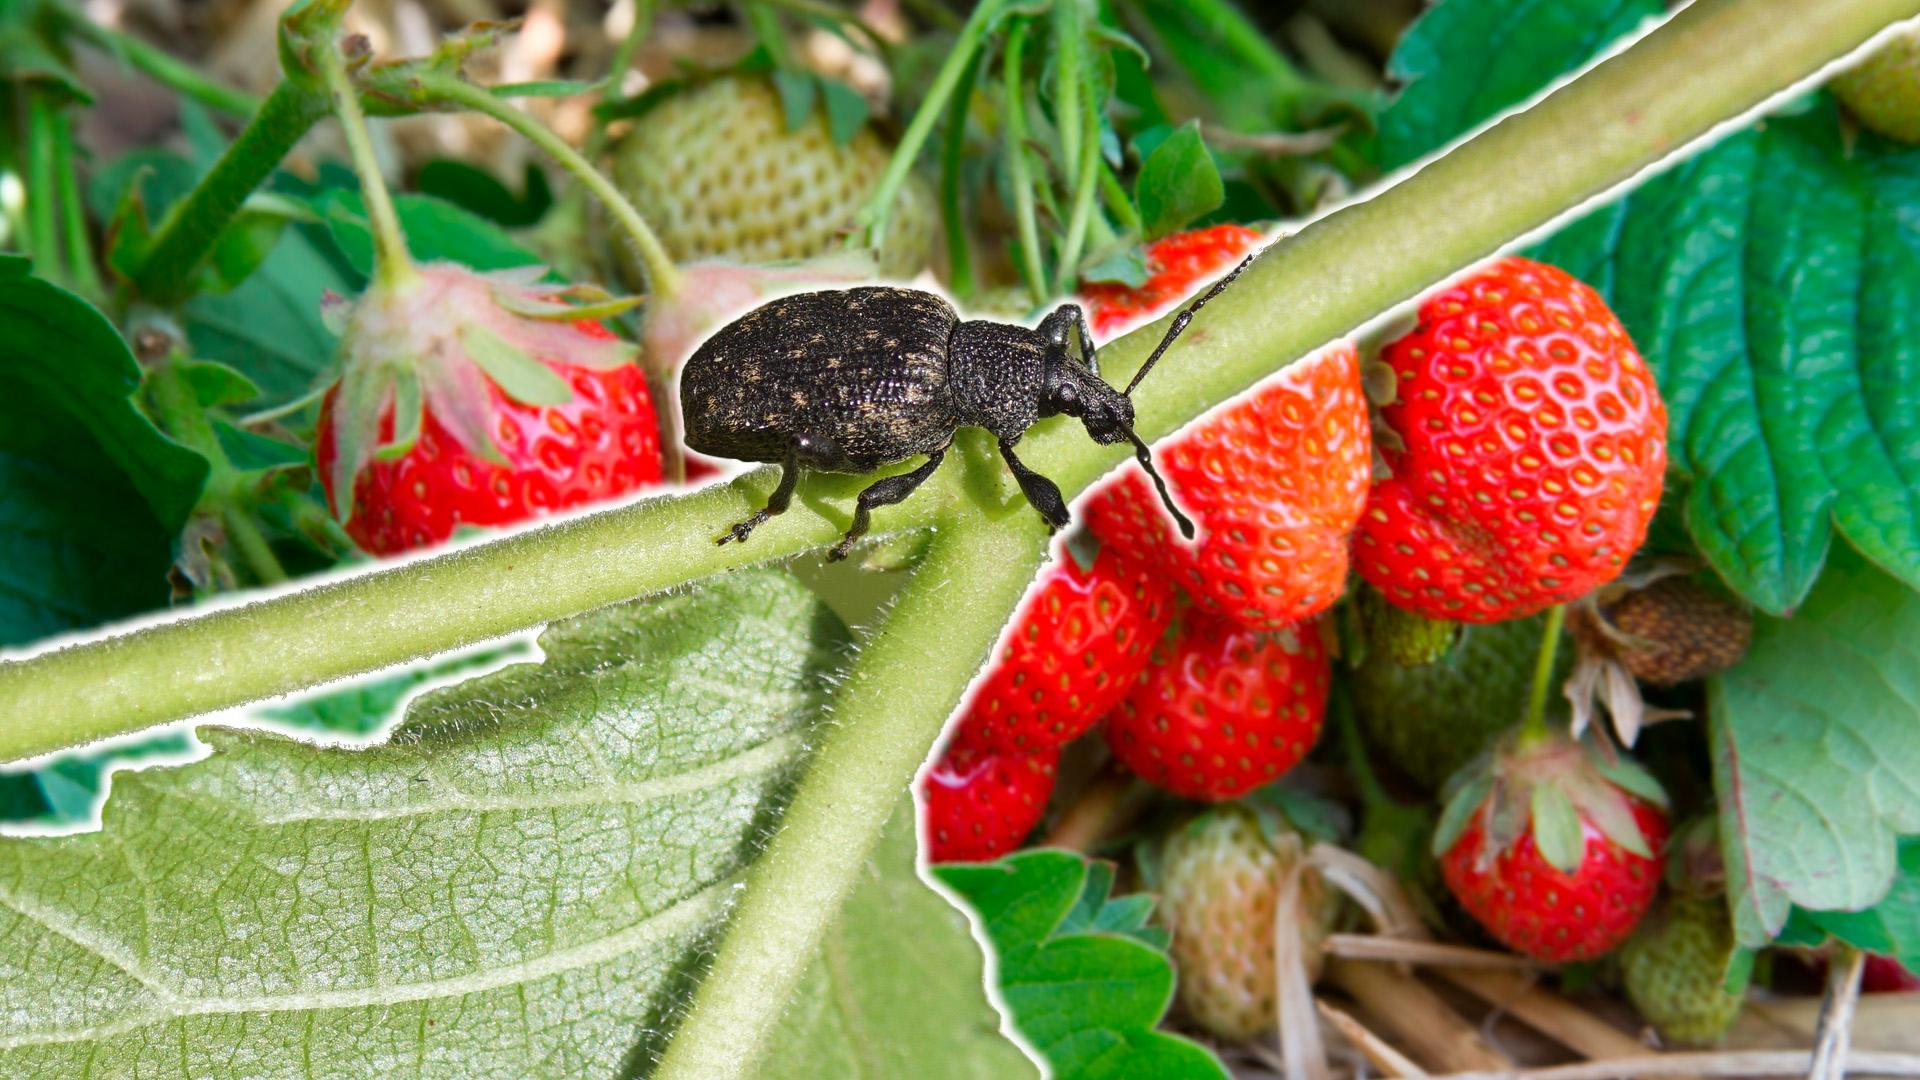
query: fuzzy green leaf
0 257 208 647
1133 121 1223 241
182 223 353 408
937 850 1227 1080
0 570 846 1075
1375 0 1663 170
767 798 1040 1080
1711 546 1920 949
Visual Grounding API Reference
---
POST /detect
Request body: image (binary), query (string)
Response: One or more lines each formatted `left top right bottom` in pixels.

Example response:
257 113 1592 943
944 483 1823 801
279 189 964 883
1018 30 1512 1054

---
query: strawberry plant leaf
937 850 1228 1080
323 190 544 275
415 160 552 229
767 797 1040 1080
0 570 847 1075
1777 839 1920 972
1535 106 1920 612
1134 121 1223 240
1711 545 1920 948
182 222 353 407
1374 0 1663 170
0 256 208 646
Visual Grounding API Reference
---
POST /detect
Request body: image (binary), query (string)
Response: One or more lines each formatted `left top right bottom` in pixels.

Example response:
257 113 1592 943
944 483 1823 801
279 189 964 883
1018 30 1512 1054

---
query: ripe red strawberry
918 742 1059 863
1436 732 1670 962
1356 256 1666 622
952 548 1176 754
1106 612 1329 801
1080 224 1266 338
315 263 664 556
1087 342 1370 630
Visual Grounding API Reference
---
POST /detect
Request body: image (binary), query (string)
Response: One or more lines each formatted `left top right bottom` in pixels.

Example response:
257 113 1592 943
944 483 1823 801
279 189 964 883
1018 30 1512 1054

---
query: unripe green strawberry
1621 897 1746 1045
1157 806 1337 1040
611 75 936 279
1832 27 1920 144
1351 614 1564 792
1357 584 1461 668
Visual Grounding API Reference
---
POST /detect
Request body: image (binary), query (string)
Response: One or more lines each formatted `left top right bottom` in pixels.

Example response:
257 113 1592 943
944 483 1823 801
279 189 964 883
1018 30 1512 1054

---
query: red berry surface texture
919 743 1060 863
952 548 1176 754
1107 613 1329 801
1358 257 1666 622
1089 342 1371 630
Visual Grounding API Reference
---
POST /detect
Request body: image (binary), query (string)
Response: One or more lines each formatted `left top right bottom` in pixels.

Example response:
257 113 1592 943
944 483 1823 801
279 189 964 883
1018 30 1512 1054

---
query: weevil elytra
680 254 1252 561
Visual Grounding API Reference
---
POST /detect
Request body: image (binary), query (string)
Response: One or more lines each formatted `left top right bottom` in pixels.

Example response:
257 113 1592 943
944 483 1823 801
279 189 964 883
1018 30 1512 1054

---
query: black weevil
681 255 1252 561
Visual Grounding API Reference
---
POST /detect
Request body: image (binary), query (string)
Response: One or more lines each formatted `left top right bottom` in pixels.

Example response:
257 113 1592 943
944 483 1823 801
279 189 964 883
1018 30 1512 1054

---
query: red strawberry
1081 224 1266 338
1863 954 1920 993
1357 256 1666 622
1106 612 1329 801
918 742 1059 863
952 548 1176 754
1436 732 1669 962
1087 342 1371 630
315 264 664 556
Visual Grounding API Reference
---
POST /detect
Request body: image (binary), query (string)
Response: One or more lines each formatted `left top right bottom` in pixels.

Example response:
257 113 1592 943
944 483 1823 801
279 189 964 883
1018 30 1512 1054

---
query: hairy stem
130 79 328 303
0 0 1910 762
413 73 684 299
653 510 1050 1080
53 113 102 303
940 50 980 297
318 46 417 290
1053 86 1102 293
24 95 63 284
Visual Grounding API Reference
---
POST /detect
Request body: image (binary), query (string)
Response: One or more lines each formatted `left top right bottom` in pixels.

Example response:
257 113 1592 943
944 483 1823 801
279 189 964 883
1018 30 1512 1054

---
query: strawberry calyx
322 262 639 524
1433 731 1668 876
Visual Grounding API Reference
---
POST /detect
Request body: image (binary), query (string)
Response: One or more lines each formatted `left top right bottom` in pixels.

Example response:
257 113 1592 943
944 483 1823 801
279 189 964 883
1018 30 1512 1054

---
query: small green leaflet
937 850 1228 1080
1374 0 1664 170
1134 121 1224 240
1711 545 1920 949
461 324 572 407
0 571 845 1076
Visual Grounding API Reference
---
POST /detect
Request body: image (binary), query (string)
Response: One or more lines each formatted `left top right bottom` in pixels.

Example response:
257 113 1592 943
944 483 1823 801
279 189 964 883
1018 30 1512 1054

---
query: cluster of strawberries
920 226 1680 971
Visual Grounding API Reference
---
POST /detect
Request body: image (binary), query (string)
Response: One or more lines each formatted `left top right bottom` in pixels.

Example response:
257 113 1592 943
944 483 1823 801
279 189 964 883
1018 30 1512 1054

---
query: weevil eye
1055 383 1080 411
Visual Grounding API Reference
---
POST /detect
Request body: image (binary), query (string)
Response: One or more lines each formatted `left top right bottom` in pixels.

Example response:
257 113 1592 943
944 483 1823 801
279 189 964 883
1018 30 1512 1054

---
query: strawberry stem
1519 603 1568 744
413 73 684 301
316 43 418 291
1001 18 1049 302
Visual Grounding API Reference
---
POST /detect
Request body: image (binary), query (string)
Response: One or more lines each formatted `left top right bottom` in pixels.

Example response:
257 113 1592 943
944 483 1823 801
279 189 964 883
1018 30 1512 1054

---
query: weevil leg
998 438 1070 531
828 442 950 562
717 444 801 546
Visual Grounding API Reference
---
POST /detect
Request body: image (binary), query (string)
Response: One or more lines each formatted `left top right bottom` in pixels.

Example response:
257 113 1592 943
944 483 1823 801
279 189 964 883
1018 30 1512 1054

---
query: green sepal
1530 784 1585 874
460 324 571 407
178 360 262 409
103 168 155 282
1432 772 1492 857
818 78 869 145
325 363 391 525
1590 748 1670 810
374 366 423 462
772 69 817 134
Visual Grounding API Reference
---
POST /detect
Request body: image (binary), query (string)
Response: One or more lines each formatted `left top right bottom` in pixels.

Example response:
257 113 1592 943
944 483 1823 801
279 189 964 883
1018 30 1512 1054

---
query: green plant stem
1 0 1911 759
1519 604 1567 744
414 73 684 299
24 95 63 281
653 509 1051 1080
583 0 657 160
853 0 1017 247
52 113 101 302
318 46 416 289
1335 684 1390 811
1100 158 1143 235
1051 0 1085 193
1053 89 1102 293
87 22 263 118
130 79 328 304
940 51 980 298
1002 18 1048 302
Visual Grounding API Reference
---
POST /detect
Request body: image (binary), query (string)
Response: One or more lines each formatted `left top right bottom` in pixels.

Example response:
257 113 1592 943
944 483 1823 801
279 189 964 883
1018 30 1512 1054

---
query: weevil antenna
1122 253 1256 397
1122 426 1195 539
